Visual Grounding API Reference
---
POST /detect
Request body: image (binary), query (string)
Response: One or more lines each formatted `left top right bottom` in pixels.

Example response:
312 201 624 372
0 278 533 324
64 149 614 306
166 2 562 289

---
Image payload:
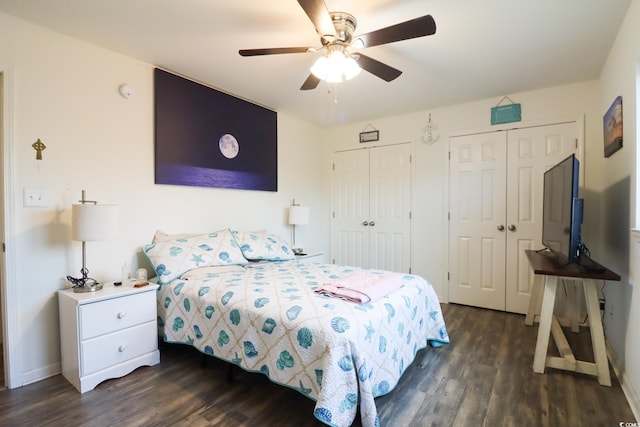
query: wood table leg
533 275 558 373
583 279 611 386
564 279 580 333
525 273 544 326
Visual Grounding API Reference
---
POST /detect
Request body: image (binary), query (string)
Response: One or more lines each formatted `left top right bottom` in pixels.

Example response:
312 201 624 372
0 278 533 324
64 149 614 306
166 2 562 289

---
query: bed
144 229 449 427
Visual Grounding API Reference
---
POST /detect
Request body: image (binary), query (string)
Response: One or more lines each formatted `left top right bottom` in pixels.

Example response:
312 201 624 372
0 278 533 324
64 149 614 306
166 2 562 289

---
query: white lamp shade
72 204 118 241
288 205 310 225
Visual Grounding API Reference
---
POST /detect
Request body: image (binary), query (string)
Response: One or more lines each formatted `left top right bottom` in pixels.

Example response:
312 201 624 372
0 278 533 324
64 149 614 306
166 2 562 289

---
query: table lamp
66 190 118 292
288 200 309 255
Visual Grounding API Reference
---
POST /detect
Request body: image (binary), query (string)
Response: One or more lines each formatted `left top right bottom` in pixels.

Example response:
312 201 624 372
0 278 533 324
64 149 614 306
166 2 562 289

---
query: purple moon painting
154 68 278 191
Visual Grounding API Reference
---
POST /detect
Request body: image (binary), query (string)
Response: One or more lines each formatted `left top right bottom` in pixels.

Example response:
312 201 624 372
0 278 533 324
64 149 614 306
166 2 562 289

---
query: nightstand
58 282 160 393
295 251 325 264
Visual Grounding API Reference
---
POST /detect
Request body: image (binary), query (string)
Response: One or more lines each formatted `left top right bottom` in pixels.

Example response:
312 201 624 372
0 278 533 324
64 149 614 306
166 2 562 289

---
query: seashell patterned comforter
157 260 449 427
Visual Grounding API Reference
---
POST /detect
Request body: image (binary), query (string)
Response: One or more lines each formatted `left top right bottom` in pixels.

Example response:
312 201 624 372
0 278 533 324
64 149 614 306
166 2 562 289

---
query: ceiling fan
239 0 436 90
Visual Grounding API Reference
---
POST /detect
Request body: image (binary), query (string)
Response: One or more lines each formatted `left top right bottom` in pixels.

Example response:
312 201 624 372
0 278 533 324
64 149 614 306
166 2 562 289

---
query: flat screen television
541 154 583 263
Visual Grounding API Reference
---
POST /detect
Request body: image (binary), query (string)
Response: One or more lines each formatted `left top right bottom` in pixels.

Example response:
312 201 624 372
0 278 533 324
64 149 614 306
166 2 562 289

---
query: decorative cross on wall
32 138 46 160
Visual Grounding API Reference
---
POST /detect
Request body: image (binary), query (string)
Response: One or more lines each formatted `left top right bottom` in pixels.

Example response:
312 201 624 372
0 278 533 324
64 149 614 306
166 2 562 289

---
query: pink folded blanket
314 271 404 303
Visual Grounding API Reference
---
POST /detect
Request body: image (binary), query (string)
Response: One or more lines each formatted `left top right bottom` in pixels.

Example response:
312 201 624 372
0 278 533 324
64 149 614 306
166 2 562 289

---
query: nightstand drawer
81 321 158 376
79 291 156 340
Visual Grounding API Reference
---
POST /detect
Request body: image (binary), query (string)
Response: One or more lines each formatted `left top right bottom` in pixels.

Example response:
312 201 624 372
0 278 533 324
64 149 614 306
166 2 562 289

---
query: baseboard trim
607 342 639 422
21 362 60 387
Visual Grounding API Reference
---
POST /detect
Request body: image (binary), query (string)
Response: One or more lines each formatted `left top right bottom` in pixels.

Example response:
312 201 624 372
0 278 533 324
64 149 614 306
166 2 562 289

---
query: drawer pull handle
118 344 127 352
117 311 127 319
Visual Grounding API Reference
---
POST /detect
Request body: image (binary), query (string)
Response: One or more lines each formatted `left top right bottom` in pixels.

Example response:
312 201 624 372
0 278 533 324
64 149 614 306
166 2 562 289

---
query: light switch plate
23 188 48 207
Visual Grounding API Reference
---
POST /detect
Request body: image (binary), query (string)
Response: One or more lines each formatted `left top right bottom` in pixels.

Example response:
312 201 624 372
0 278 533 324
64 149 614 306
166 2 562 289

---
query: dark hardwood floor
0 303 635 426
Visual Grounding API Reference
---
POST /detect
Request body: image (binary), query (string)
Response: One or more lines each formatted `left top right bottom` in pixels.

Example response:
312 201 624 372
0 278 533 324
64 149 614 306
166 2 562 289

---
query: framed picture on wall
603 96 623 158
154 68 278 191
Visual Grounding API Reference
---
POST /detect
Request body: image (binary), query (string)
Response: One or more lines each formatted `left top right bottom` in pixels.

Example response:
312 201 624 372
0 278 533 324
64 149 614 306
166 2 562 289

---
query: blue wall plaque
491 103 521 125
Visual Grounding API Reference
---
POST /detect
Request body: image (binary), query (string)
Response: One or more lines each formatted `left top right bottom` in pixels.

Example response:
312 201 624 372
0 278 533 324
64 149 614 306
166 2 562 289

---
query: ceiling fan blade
357 15 436 48
300 74 321 90
239 47 312 56
356 54 402 82
297 0 336 43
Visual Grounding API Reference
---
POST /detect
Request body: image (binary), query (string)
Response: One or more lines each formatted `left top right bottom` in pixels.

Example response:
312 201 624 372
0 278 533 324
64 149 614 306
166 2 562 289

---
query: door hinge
332 211 335 219
332 163 335 171
2 243 4 253
448 212 450 221
575 138 578 149
448 151 451 160
409 211 412 220
409 267 412 274
448 272 450 280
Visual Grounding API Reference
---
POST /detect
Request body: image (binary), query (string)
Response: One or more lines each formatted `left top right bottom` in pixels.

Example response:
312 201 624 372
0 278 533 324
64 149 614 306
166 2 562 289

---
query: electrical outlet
23 188 48 207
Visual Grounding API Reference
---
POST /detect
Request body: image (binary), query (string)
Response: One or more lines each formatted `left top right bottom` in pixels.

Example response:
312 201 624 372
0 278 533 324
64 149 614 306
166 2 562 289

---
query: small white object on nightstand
58 282 160 392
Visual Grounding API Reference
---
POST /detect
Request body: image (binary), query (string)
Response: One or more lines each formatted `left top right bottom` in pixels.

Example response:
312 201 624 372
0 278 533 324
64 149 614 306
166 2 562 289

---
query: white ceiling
0 0 631 126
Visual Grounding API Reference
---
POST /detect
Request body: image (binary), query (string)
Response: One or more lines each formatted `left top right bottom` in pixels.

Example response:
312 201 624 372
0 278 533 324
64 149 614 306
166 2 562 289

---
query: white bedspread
157 260 449 427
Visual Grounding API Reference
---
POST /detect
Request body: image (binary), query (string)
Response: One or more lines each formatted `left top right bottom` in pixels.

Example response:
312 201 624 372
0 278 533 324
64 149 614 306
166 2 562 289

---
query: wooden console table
524 249 620 386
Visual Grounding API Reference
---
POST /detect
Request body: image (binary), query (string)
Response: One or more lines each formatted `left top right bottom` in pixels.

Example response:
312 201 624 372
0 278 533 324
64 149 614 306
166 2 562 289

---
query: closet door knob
117 311 127 319
369 221 375 226
497 225 505 231
118 344 127 352
508 224 517 231
362 221 369 226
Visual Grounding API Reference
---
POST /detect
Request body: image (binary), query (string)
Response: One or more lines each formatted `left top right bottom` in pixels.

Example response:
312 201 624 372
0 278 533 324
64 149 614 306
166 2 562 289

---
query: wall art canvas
154 68 278 191
603 95 623 158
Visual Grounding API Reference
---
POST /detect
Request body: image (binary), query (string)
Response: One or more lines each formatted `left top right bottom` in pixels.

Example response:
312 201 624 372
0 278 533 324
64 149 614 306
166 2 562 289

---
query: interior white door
505 123 578 313
449 122 580 313
449 132 508 311
331 148 370 268
331 144 412 272
369 144 412 272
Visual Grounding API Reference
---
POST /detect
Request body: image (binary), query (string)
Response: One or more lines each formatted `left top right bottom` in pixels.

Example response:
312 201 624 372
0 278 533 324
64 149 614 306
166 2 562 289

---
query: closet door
449 122 579 313
369 144 412 273
505 123 578 313
449 132 508 311
331 144 412 272
331 148 370 268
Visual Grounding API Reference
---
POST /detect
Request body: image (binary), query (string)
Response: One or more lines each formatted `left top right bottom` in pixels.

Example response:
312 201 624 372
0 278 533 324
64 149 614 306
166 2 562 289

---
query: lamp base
73 282 103 293
67 270 103 293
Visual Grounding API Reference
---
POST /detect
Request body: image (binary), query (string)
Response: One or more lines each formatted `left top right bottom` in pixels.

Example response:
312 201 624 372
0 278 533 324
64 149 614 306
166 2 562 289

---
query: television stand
524 249 620 386
577 255 606 274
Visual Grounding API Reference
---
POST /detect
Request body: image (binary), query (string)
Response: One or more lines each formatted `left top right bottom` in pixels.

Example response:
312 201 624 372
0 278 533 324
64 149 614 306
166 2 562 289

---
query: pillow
143 229 247 284
231 229 295 261
152 230 200 243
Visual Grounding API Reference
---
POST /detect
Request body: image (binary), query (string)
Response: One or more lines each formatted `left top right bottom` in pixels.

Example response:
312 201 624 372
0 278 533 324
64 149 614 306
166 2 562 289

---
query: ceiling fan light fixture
310 48 361 83
342 55 361 80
